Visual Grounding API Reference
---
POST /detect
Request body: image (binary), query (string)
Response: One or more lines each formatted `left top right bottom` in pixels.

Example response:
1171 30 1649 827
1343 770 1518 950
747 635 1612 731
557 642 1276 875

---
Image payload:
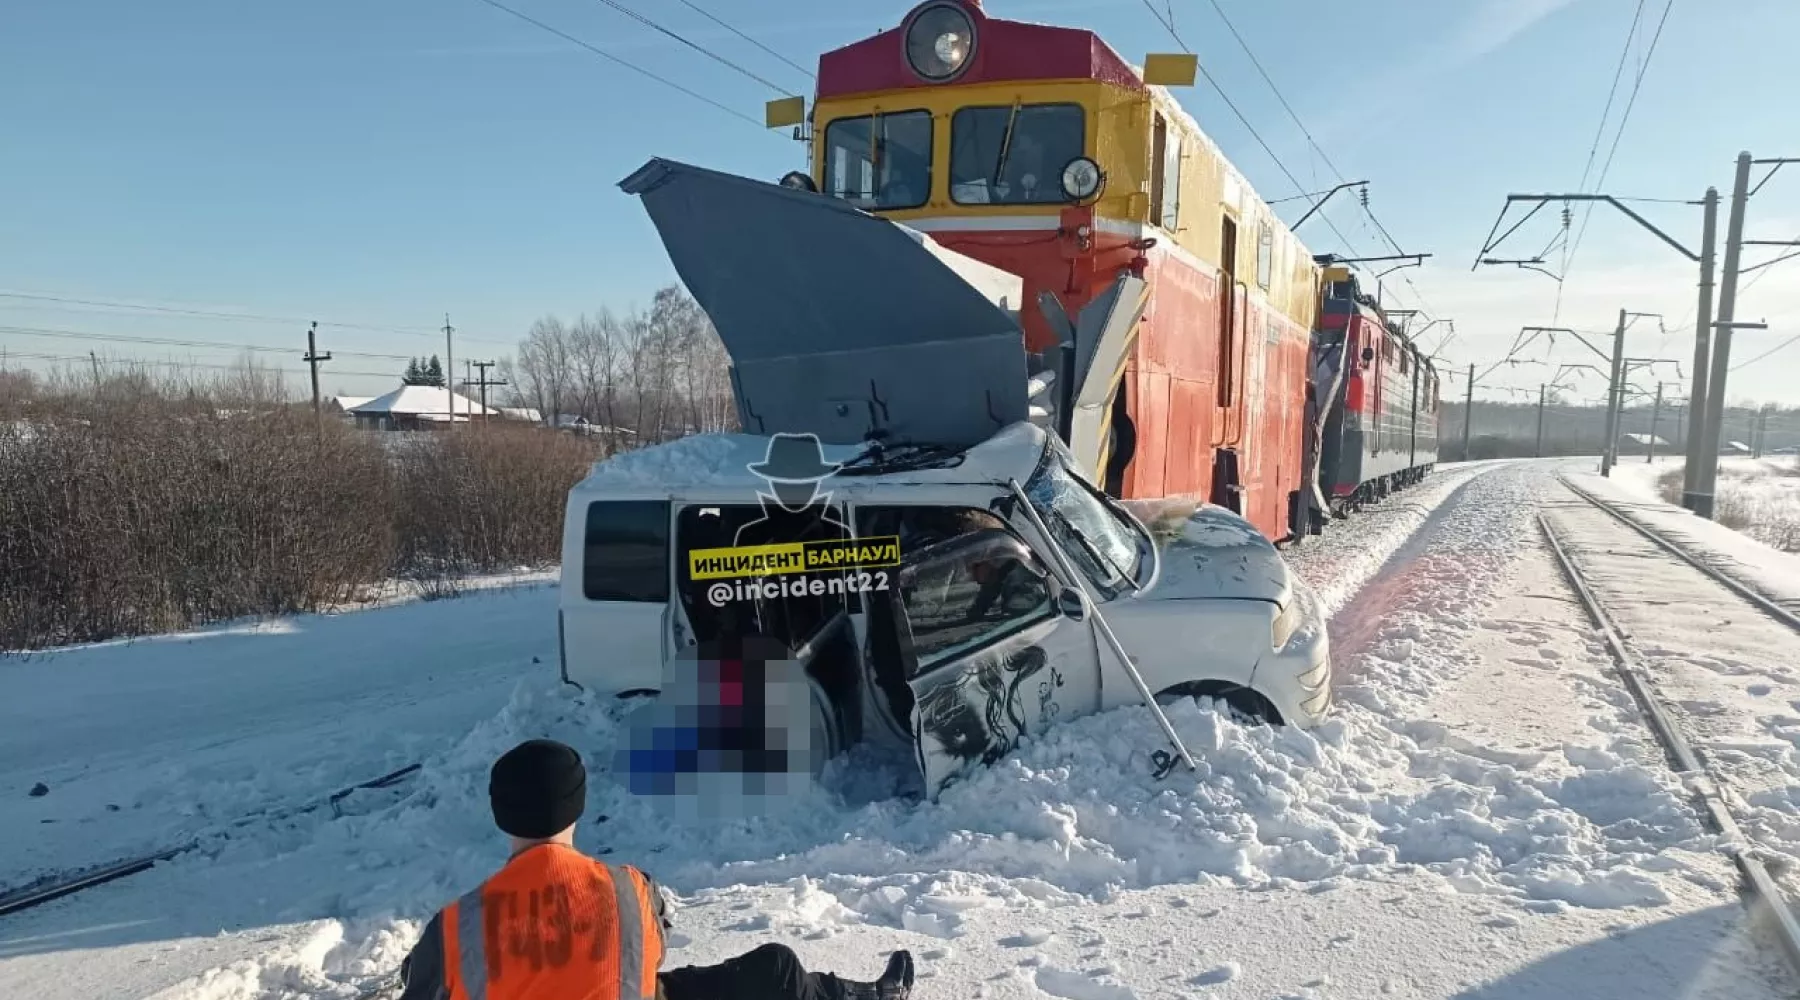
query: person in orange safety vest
397 738 915 1000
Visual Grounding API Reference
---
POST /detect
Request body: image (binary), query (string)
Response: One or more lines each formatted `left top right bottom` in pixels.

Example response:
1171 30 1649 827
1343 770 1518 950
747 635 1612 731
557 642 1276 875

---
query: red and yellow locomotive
769 0 1437 542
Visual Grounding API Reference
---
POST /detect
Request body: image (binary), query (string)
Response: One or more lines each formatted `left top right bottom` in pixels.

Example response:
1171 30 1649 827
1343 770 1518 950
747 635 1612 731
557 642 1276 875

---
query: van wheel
1155 681 1284 727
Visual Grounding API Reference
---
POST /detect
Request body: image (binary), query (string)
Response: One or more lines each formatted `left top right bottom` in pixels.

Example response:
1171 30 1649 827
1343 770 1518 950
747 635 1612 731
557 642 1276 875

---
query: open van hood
619 157 1029 450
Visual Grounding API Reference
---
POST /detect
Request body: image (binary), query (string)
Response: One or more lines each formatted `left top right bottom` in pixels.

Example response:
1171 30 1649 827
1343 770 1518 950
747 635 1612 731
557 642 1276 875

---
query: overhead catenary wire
588 0 793 94
468 0 767 129
1184 0 1447 323
1132 1 1440 325
667 0 815 81
1554 0 1676 322
1553 0 1645 301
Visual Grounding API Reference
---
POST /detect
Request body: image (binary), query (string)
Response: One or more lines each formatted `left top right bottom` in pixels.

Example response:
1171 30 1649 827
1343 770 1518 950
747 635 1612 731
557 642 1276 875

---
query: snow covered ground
3 460 1798 1000
0 574 559 888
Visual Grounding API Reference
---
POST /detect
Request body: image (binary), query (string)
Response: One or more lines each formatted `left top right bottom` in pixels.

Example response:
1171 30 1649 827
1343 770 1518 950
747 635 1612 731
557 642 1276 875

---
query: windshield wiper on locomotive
990 100 1022 189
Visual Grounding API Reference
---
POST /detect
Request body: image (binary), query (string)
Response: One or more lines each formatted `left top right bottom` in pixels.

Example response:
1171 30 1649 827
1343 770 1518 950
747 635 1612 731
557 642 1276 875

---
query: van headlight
1272 599 1302 649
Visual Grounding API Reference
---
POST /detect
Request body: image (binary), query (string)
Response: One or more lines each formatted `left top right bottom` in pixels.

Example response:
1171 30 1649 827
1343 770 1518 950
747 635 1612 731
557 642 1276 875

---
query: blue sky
4 0 1798 406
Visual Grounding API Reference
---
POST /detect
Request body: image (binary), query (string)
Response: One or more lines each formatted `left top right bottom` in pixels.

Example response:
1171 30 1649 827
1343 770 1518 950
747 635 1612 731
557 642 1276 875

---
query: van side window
583 500 669 602
899 530 1055 672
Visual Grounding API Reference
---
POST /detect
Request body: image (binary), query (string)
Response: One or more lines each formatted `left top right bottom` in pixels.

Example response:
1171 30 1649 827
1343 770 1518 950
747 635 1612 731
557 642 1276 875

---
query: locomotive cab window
950 103 1085 205
822 110 932 211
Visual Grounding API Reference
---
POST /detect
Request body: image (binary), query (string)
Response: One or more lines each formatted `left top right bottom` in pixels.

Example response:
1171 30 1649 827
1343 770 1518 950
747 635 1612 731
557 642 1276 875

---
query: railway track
0 762 422 919
1559 473 1800 632
1542 479 1800 978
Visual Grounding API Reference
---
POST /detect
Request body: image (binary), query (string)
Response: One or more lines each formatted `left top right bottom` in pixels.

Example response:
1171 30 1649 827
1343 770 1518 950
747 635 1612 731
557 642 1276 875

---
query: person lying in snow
396 738 916 1000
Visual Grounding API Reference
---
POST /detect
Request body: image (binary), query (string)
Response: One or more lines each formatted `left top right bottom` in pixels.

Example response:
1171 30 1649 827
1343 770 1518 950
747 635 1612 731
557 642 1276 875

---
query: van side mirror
1056 587 1087 621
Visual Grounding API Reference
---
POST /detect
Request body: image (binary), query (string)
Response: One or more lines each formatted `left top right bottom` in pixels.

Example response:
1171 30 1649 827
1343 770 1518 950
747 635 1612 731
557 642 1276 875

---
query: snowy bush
0 386 597 650
1656 459 1800 552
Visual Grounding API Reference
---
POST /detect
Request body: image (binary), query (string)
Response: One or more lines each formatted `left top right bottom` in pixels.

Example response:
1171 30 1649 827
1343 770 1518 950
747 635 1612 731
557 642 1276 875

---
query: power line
0 323 422 362
469 0 766 129
1732 332 1800 371
589 0 793 94
0 290 513 342
669 0 815 80
0 350 402 380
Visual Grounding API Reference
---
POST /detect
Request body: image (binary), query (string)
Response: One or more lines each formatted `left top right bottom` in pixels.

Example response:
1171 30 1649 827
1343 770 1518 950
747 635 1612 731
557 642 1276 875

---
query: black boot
828 951 915 1000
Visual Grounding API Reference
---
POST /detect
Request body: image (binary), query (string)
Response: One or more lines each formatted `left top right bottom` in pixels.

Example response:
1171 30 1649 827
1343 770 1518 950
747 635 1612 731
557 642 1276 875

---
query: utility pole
1754 405 1771 458
1696 154 1754 517
1461 363 1475 460
303 321 331 435
1681 188 1720 508
1600 309 1627 477
1647 381 1663 462
471 360 507 423
1536 383 1547 458
443 313 456 429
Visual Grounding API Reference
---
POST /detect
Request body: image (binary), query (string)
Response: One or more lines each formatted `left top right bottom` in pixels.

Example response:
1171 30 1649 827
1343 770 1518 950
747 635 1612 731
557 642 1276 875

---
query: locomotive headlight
1061 156 1102 201
905 3 976 82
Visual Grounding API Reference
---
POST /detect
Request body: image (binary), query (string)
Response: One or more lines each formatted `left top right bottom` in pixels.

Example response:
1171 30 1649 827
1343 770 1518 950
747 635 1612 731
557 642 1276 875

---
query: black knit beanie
489 738 587 839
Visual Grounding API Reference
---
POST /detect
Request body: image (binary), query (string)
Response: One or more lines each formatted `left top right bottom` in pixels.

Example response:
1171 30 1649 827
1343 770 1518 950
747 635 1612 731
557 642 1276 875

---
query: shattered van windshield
1024 442 1142 595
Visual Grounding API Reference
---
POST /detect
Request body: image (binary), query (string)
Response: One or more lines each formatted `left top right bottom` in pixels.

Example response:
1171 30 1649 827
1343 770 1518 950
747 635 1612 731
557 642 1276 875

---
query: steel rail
1559 473 1800 633
1538 511 1800 977
0 763 422 919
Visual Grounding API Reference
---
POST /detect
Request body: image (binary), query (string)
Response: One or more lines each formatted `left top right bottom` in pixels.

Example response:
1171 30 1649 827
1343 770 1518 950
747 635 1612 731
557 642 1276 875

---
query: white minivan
557 423 1329 798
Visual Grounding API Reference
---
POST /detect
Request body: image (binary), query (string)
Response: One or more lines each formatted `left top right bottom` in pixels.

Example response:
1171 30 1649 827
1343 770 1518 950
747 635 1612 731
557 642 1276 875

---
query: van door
562 499 671 696
890 529 1103 797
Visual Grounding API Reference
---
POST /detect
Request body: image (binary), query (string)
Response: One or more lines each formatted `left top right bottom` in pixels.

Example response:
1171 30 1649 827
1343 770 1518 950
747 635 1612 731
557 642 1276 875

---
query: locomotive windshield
822 109 932 210
950 103 1085 205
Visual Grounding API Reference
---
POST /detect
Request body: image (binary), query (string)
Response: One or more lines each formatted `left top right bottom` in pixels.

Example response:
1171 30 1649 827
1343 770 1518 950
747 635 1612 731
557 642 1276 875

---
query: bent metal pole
1007 478 1198 774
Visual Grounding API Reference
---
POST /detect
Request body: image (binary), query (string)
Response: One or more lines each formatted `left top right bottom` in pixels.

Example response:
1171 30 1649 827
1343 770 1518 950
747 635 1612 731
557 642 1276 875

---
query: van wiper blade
836 442 966 477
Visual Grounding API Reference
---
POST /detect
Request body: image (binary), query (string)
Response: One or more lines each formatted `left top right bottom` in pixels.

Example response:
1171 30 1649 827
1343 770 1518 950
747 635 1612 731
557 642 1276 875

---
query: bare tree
515 316 574 426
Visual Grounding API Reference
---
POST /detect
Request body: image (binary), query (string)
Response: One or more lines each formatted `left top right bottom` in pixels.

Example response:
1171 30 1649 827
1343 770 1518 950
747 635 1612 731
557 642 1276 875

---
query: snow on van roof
574 422 1050 493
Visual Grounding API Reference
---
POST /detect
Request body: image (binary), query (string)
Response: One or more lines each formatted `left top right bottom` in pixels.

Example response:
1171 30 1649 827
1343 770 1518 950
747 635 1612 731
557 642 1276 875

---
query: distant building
498 406 544 424
325 395 373 418
347 385 496 431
